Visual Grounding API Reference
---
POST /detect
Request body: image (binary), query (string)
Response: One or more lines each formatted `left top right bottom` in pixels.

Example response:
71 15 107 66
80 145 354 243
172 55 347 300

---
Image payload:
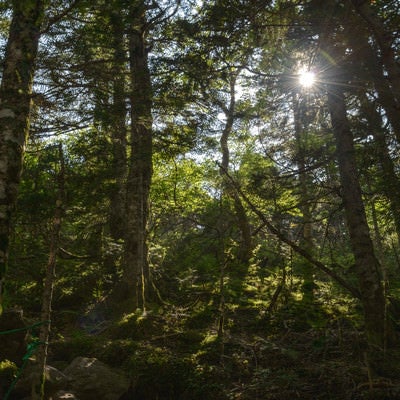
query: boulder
53 390 80 399
19 392 79 400
63 357 129 400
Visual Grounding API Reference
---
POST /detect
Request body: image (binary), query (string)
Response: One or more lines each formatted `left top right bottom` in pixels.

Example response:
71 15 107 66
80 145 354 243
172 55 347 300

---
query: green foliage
1 0 400 398
109 311 164 340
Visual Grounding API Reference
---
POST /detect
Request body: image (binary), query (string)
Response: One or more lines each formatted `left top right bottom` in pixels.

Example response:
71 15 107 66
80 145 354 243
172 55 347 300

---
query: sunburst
298 69 316 88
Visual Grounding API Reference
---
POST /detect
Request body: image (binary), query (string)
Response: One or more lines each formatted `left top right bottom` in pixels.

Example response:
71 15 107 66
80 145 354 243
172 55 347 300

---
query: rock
44 365 70 393
53 390 80 399
17 391 79 400
63 357 129 400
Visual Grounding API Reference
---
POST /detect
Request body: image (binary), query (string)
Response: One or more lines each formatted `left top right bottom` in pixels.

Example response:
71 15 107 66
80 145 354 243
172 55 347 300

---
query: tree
327 79 390 349
292 90 316 306
0 0 46 314
120 1 153 310
358 94 400 247
32 143 65 400
350 0 400 107
344 21 400 246
313 0 398 369
108 4 128 241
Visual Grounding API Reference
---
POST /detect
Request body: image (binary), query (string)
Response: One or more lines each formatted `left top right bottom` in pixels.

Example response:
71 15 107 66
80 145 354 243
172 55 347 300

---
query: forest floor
44 299 400 400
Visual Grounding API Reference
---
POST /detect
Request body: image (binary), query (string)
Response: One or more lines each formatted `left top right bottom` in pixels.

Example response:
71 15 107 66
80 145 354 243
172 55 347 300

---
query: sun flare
298 70 315 88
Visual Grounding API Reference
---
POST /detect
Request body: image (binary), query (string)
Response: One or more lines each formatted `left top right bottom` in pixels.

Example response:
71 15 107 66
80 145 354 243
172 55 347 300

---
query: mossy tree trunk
122 1 153 310
0 0 45 314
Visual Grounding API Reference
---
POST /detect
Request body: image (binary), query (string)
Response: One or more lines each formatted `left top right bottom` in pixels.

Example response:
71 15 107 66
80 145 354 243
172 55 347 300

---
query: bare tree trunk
122 1 153 310
0 1 44 313
32 144 65 400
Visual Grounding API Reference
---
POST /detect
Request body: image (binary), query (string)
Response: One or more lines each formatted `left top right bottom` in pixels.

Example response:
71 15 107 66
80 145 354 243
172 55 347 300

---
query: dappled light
1 0 400 399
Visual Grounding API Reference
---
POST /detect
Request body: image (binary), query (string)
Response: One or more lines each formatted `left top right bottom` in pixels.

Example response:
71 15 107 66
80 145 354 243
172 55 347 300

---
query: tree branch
41 0 82 34
219 163 361 300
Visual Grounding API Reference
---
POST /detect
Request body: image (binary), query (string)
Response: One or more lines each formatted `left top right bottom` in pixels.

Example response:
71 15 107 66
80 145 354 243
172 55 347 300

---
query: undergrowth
43 294 400 400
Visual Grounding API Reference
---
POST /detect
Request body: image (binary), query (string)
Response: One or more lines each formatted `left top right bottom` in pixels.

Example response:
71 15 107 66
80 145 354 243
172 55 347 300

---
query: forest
0 0 400 399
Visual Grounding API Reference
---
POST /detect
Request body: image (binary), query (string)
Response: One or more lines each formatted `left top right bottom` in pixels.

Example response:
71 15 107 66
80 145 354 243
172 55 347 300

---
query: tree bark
109 6 128 241
32 144 65 400
292 93 315 304
359 94 400 247
327 84 391 350
0 0 44 313
308 0 398 370
122 1 153 310
219 71 253 266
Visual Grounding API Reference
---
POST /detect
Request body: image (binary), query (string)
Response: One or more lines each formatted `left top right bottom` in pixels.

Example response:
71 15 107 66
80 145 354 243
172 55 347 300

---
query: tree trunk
327 84 392 351
219 71 253 266
109 6 128 241
348 27 400 145
292 93 315 305
0 0 44 314
122 1 153 310
350 0 400 105
309 0 398 368
359 94 400 246
32 144 65 400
